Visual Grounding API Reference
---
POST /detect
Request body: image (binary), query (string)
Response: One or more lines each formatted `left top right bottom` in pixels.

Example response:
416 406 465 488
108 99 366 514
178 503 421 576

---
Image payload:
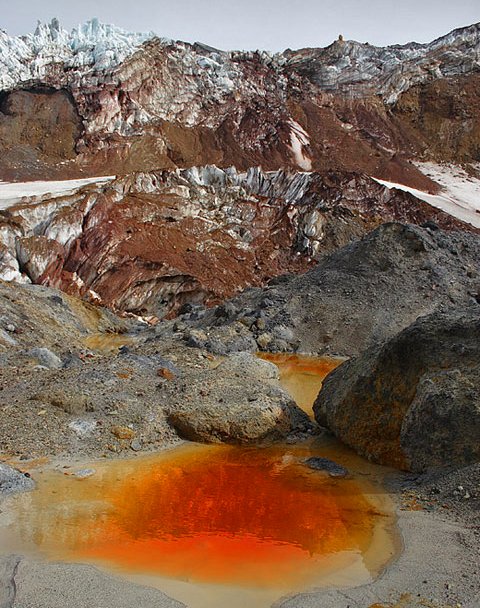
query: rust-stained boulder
314 306 480 471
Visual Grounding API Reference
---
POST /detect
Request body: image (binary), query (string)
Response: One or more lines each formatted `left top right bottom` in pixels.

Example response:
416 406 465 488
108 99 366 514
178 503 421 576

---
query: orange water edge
5 442 394 591
1 354 397 602
258 353 344 415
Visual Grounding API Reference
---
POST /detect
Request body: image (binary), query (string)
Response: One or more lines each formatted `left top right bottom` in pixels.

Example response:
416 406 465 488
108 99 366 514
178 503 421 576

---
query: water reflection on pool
0 355 397 608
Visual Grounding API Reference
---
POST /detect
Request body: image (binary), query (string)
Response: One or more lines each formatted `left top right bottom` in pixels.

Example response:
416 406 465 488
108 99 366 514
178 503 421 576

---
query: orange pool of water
258 353 343 415
1 354 396 607
5 443 394 593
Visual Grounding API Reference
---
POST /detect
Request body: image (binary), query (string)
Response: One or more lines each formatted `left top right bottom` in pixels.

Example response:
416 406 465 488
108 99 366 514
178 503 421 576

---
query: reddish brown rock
1 167 476 317
1 24 479 185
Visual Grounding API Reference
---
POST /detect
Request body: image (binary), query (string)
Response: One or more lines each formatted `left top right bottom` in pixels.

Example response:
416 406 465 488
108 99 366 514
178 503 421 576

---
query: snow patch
0 176 115 210
372 164 480 228
288 120 312 171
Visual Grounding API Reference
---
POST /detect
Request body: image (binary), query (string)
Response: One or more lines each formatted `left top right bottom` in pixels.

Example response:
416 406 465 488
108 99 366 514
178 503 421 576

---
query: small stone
73 469 96 479
271 339 289 352
256 332 273 349
130 439 142 452
0 463 35 494
260 298 274 309
69 419 97 438
49 295 64 305
157 367 175 380
256 318 266 330
111 425 135 440
184 329 208 348
5 324 15 333
273 325 294 342
304 457 349 478
27 347 62 369
238 316 253 328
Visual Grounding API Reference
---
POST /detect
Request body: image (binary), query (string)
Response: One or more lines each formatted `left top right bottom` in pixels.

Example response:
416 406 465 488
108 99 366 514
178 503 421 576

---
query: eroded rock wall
2 167 475 316
1 20 479 183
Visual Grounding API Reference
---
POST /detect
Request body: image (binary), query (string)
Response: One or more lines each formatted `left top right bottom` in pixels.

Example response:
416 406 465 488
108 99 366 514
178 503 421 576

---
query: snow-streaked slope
285 22 480 103
0 18 156 90
0 176 115 210
373 163 480 228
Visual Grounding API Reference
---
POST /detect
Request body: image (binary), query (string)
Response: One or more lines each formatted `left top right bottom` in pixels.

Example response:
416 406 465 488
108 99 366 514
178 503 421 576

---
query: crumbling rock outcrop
284 23 480 102
313 306 480 471
1 20 479 183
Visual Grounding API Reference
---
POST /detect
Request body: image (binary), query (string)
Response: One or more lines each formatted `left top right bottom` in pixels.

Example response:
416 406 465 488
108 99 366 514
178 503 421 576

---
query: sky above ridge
2 0 480 51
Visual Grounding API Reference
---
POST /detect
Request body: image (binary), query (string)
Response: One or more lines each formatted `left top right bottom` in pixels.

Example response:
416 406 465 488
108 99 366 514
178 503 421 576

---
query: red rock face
1 32 479 186
1 168 476 316
1 23 479 314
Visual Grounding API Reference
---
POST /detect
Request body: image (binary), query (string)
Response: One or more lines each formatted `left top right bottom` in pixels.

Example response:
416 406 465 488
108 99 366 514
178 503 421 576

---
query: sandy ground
278 510 479 608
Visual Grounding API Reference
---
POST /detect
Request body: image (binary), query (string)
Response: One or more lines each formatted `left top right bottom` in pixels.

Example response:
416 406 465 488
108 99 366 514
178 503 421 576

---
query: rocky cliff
0 167 474 316
0 19 479 183
1 19 480 313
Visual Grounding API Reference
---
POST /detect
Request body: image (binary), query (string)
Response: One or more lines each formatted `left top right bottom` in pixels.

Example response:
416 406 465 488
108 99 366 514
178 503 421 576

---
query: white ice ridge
0 18 157 90
372 163 480 229
0 175 115 210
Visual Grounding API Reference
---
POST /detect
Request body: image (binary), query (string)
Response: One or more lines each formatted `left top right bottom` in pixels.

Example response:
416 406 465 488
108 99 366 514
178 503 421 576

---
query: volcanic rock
1 20 479 183
164 352 312 444
0 168 475 317
26 347 62 369
304 457 349 478
196 223 480 357
313 306 480 471
0 463 35 495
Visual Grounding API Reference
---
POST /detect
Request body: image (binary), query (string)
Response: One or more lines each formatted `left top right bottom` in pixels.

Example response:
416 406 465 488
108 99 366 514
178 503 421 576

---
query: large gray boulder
314 306 480 471
194 224 480 357
164 352 312 443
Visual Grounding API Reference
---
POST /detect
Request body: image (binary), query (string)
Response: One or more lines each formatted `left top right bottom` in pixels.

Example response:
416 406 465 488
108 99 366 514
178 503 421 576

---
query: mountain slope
0 20 479 185
0 166 475 316
1 19 480 314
